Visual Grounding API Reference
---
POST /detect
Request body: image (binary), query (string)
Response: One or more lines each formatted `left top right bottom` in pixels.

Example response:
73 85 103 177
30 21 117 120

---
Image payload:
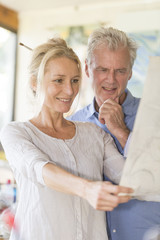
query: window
0 4 18 153
0 27 17 129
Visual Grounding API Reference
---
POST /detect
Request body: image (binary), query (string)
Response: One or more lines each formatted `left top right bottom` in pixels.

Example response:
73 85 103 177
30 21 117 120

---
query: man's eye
116 69 126 74
97 68 107 72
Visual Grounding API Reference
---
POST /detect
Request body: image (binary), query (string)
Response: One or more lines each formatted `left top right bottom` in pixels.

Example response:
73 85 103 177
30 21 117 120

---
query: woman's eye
54 79 63 83
72 79 79 83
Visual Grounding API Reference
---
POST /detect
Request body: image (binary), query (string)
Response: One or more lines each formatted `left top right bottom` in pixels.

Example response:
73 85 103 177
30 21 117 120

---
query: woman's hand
83 181 133 211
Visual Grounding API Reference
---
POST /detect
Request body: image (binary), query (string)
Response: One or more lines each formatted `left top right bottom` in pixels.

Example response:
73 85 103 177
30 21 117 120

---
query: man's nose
107 71 115 83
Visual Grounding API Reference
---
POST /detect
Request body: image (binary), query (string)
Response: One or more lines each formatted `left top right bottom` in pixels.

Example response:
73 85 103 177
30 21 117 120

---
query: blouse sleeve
102 130 125 184
0 122 52 186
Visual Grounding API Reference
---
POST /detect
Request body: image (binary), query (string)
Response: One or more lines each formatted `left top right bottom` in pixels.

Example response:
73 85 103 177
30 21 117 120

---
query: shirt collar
87 98 97 118
122 89 135 116
122 89 133 106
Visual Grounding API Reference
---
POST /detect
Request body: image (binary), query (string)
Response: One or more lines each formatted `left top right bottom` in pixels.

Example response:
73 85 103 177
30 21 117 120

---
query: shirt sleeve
0 123 52 186
102 131 125 184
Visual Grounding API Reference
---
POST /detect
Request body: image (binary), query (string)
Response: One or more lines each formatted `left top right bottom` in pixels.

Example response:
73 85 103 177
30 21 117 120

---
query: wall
15 3 160 120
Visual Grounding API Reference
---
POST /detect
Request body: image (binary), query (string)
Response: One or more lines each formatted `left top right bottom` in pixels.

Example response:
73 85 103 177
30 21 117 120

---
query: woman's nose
64 83 74 95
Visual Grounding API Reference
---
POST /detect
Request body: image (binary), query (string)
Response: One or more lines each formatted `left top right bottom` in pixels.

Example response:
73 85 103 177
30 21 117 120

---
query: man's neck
95 100 100 112
119 91 127 105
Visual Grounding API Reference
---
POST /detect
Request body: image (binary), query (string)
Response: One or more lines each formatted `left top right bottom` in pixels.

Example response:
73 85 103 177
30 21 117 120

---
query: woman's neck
30 108 75 139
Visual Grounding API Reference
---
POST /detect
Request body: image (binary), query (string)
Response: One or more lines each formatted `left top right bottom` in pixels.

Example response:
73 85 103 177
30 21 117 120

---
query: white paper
120 56 160 202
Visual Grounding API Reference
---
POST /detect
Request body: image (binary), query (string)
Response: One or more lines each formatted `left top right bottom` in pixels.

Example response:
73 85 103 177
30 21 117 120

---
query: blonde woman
0 38 132 240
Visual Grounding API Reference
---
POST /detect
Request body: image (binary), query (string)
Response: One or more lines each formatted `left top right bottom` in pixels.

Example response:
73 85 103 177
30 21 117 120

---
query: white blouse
0 121 125 240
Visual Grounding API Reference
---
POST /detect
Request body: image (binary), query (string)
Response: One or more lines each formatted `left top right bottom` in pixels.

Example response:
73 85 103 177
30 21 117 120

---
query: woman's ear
30 76 37 95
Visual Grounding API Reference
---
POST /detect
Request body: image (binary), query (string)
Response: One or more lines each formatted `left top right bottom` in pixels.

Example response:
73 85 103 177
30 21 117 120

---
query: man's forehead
90 47 131 67
92 44 129 55
90 58 129 69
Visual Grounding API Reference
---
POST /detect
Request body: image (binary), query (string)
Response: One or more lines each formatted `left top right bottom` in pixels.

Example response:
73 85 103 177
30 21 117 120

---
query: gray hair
86 27 138 67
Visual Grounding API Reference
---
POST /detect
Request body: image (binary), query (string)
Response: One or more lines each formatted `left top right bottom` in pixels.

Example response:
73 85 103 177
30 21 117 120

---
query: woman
0 38 132 240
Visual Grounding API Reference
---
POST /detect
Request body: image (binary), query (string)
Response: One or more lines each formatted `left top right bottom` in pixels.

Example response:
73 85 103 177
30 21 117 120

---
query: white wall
15 3 160 120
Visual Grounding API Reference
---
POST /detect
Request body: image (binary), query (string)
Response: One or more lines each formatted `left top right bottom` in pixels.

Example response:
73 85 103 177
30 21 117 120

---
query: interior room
0 0 160 239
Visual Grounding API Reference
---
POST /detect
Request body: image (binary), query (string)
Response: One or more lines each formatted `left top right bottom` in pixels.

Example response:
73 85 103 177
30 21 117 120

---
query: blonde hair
87 27 138 67
28 38 82 115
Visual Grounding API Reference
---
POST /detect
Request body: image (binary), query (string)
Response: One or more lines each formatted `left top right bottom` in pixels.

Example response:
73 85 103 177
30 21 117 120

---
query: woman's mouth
56 98 72 103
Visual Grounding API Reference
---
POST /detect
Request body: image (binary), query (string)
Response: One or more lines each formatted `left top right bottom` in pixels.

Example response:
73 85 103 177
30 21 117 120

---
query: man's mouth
102 87 117 91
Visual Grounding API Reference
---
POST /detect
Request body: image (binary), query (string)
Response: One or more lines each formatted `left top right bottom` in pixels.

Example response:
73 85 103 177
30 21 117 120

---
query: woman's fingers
102 182 133 195
85 181 133 211
118 195 132 204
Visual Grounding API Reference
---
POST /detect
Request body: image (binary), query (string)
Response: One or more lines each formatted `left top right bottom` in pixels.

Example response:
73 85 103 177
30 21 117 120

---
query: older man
69 27 160 240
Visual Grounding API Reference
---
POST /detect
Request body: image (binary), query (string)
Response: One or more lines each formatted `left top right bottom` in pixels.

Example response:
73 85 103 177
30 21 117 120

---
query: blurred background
0 0 160 127
1 0 160 175
0 0 160 158
0 1 160 238
0 1 160 162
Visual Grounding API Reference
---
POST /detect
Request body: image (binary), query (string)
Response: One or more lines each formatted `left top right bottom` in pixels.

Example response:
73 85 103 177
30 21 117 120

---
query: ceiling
2 0 160 13
0 0 117 12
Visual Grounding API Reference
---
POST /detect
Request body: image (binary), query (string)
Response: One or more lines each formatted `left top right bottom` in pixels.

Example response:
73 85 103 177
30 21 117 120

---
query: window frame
0 4 18 121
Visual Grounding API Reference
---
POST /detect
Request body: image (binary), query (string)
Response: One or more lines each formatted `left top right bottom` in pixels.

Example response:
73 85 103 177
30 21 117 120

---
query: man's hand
99 98 130 148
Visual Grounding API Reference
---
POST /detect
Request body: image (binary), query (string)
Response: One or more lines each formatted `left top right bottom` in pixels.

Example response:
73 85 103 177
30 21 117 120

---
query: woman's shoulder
1 121 27 129
0 121 29 137
73 120 97 128
73 121 105 136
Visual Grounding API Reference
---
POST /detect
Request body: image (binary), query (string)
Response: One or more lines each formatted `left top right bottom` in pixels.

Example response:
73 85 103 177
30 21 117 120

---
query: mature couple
1 27 160 240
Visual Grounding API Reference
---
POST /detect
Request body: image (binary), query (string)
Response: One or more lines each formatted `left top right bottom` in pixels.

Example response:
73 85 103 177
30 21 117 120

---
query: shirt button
113 229 116 233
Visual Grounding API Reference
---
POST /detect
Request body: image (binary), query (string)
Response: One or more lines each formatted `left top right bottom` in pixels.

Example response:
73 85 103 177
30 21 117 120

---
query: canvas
120 56 160 202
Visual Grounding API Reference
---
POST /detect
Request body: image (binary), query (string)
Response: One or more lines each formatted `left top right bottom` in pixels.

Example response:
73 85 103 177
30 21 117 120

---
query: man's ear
85 59 90 78
128 70 132 81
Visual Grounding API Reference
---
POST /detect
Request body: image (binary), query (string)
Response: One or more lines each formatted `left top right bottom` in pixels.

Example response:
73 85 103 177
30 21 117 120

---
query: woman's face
42 57 80 114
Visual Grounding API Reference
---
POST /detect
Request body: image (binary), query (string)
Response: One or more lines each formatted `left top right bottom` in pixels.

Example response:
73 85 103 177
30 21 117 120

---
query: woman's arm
1 122 132 211
43 163 133 211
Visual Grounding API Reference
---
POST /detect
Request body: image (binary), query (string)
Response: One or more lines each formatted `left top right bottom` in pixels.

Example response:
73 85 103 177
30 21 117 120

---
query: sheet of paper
120 56 160 201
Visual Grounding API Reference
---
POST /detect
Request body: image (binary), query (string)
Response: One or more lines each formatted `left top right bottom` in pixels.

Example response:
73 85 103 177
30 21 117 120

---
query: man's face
85 46 132 109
